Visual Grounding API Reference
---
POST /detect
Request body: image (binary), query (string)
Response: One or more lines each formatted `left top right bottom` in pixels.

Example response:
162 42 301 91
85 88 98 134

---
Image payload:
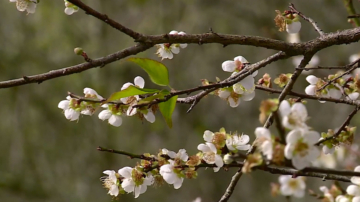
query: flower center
203 152 216 164
288 179 299 190
235 59 243 71
294 139 309 157
100 176 115 191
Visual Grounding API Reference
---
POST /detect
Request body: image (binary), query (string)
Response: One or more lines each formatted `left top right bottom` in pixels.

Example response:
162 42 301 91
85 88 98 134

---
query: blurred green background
1 0 360 202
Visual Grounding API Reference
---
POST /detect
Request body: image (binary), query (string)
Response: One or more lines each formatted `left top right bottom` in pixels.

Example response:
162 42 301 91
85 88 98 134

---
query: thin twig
317 59 360 91
315 106 359 146
289 3 325 36
273 111 286 144
343 0 360 27
218 169 243 202
0 44 152 89
263 54 313 128
97 146 156 161
254 85 360 107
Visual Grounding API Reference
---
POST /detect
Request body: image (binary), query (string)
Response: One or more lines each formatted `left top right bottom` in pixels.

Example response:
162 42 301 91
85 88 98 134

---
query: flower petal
203 130 214 143
221 61 236 72
134 76 145 88
108 115 122 127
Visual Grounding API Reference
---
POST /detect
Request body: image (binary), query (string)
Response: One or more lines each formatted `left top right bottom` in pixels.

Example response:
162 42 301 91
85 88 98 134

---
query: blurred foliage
1 0 360 202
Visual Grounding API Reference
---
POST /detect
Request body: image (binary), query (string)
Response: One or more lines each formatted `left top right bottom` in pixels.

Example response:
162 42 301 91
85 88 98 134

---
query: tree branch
343 0 360 27
315 106 359 146
289 3 325 36
0 44 152 89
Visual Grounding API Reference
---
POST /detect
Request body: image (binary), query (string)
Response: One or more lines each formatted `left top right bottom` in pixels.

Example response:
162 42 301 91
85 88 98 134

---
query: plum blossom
278 100 308 130
225 133 251 152
121 76 144 116
156 30 187 60
305 75 342 102
221 56 250 73
162 149 189 162
343 169 360 202
349 53 360 76
98 104 123 127
197 142 224 172
218 74 257 107
218 56 258 107
254 127 273 160
335 195 359 202
101 170 119 197
10 0 37 14
64 0 79 15
286 21 301 34
320 186 335 202
279 175 305 198
118 167 154 198
159 160 185 189
58 96 81 121
284 129 321 170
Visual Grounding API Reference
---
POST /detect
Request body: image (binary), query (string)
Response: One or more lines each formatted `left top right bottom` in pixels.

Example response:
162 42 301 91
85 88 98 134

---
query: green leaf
128 58 169 86
107 85 160 102
159 96 177 128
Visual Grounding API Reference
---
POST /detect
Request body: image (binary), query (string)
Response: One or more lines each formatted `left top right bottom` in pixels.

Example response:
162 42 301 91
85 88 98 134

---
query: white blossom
278 100 308 130
221 56 249 73
336 195 350 202
197 142 223 172
254 127 273 160
64 0 79 15
286 21 301 34
159 160 185 189
121 76 145 116
98 104 123 127
118 167 153 198
83 87 103 99
284 129 321 170
226 133 251 151
101 170 119 197
305 75 342 102
279 175 305 198
320 186 334 202
58 96 80 121
156 31 187 60
10 0 37 14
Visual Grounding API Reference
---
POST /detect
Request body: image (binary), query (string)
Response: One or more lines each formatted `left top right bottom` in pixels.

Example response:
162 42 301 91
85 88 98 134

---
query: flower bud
74 47 84 55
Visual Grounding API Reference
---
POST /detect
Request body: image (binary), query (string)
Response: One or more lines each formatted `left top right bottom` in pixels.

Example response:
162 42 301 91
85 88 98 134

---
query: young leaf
128 58 169 86
107 85 160 102
159 96 178 128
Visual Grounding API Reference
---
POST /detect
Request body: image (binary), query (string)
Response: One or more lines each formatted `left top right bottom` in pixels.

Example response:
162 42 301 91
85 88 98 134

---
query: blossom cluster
216 56 257 107
305 73 360 102
255 100 321 170
10 0 38 14
274 10 302 34
156 30 188 60
100 128 251 198
58 76 156 127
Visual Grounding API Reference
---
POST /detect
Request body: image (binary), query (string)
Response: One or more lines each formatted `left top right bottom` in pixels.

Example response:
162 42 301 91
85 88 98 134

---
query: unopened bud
74 47 84 55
